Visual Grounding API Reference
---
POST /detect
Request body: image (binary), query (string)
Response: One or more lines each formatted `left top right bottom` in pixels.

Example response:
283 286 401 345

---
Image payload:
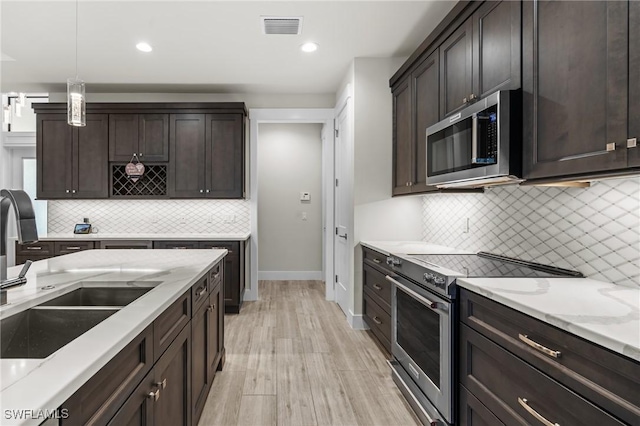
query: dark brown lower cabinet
361 247 394 355
458 288 639 426
59 262 224 426
200 241 244 313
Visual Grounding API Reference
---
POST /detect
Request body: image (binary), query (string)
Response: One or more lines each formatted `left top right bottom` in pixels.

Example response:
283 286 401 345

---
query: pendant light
67 0 85 127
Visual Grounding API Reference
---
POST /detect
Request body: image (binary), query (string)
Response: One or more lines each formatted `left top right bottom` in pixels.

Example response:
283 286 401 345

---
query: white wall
257 123 323 279
48 92 335 108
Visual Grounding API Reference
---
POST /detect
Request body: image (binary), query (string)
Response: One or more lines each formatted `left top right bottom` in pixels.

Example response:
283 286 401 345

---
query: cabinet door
107 371 155 426
439 18 473 117
628 0 640 167
205 114 244 198
459 385 505 426
75 114 109 198
109 114 139 162
154 324 191 426
208 285 222 378
472 0 521 98
191 303 211 423
139 114 169 162
411 52 440 194
392 79 413 195
523 1 629 180
37 114 73 199
169 114 206 198
153 241 200 250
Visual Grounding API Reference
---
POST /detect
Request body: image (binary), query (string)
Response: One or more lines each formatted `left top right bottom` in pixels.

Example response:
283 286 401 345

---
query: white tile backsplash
48 199 250 234
422 177 640 287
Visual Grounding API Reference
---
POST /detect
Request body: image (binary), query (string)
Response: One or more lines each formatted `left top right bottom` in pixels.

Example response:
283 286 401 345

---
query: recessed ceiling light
136 42 153 53
301 42 319 53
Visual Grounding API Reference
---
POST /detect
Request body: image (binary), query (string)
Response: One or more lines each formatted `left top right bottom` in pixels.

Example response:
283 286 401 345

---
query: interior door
334 100 351 318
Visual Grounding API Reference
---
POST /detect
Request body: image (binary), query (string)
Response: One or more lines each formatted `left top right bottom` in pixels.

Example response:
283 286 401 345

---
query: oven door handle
385 275 439 310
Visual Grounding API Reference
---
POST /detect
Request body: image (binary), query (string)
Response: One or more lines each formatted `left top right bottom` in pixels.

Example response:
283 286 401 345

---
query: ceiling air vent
261 16 303 35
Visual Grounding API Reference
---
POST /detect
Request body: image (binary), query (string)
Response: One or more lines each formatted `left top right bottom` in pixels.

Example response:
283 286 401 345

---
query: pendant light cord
75 0 78 79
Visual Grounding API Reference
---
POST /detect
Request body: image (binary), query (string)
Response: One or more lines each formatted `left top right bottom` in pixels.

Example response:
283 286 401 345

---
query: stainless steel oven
386 273 453 426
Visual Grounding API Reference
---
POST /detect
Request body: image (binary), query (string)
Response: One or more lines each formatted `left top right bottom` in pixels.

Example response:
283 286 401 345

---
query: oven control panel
423 272 446 290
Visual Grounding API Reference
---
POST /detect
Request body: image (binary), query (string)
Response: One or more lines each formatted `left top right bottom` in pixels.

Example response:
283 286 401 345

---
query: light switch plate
300 191 311 201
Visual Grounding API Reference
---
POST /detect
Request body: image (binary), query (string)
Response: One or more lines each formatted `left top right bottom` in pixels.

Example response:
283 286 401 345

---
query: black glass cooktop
406 252 583 278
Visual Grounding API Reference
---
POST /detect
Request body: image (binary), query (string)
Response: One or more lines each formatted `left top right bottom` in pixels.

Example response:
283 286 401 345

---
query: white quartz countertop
0 249 227 426
23 232 251 241
360 240 472 256
457 277 640 362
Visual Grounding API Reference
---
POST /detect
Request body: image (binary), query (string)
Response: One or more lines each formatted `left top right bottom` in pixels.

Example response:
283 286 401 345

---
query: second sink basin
1 308 118 359
39 287 152 307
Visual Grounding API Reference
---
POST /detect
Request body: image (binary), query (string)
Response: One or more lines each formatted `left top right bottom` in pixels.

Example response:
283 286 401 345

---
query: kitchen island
0 249 226 426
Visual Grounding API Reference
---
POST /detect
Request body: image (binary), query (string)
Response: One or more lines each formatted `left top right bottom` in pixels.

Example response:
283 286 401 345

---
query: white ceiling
0 1 456 95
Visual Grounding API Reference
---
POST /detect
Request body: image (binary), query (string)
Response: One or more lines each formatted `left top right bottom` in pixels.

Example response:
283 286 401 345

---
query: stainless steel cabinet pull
463 97 468 104
65 190 70 193
26 246 42 250
373 284 382 290
198 287 207 297
156 378 167 389
66 246 82 250
469 93 477 101
206 189 210 193
148 389 160 401
628 138 637 148
519 334 561 358
200 189 204 193
606 142 616 151
139 153 143 156
372 316 382 325
518 397 560 426
72 190 76 194
372 258 381 264
173 246 188 249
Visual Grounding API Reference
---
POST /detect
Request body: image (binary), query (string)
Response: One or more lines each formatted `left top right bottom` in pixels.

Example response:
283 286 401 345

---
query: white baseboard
258 271 323 281
348 310 368 330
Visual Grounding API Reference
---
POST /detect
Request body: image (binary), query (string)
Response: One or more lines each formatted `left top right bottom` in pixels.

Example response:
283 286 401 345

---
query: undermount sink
39 287 153 307
1 307 118 359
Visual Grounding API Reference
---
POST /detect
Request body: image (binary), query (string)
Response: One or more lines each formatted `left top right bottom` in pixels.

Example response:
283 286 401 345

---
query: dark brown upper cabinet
440 19 473 118
37 113 109 199
523 1 630 181
392 52 442 196
628 1 640 168
109 114 169 162
440 1 521 118
169 113 245 199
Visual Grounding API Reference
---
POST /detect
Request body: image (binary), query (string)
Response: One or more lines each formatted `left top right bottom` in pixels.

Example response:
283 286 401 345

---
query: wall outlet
462 217 470 233
223 214 236 223
206 214 213 223
179 216 187 224
150 215 159 224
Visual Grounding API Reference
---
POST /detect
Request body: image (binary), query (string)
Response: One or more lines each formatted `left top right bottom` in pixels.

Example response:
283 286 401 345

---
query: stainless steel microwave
425 90 521 188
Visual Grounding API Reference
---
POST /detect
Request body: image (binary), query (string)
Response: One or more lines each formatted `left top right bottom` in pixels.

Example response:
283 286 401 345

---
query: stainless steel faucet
1 189 39 305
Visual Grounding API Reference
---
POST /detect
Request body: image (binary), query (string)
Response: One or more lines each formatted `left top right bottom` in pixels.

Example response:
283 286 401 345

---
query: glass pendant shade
67 78 86 127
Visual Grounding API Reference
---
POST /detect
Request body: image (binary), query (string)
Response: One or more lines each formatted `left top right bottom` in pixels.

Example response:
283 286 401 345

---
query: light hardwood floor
198 280 420 426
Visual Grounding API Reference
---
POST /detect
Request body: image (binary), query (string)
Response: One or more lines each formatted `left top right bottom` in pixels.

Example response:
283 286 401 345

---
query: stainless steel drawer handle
26 247 42 250
373 284 382 290
519 334 561 358
372 258 382 264
66 246 82 250
372 316 382 325
173 247 188 249
148 389 160 401
156 378 167 389
197 287 207 297
518 397 560 426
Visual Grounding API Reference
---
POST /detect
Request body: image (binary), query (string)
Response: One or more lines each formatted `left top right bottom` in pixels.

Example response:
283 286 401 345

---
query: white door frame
248 108 335 301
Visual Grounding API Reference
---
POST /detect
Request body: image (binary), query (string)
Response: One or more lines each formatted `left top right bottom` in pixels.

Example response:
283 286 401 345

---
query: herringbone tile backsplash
48 199 250 234
422 177 640 287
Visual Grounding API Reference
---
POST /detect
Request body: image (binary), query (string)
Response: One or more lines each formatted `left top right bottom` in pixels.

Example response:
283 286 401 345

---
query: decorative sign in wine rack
111 164 167 197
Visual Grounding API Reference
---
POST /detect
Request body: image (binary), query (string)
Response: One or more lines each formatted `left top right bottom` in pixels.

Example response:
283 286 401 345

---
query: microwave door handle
471 114 479 164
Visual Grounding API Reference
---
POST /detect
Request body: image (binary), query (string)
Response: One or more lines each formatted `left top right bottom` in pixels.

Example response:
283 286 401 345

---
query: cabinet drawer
16 241 54 256
154 291 190 360
459 384 505 426
100 240 152 249
363 294 391 353
153 241 200 250
460 288 640 424
209 262 222 291
55 241 95 255
16 255 52 265
60 325 153 425
199 241 238 256
191 274 210 314
363 264 391 312
362 247 393 274
460 324 626 426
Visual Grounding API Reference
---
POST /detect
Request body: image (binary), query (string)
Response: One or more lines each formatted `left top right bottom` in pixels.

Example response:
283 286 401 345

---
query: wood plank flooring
198 280 420 426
